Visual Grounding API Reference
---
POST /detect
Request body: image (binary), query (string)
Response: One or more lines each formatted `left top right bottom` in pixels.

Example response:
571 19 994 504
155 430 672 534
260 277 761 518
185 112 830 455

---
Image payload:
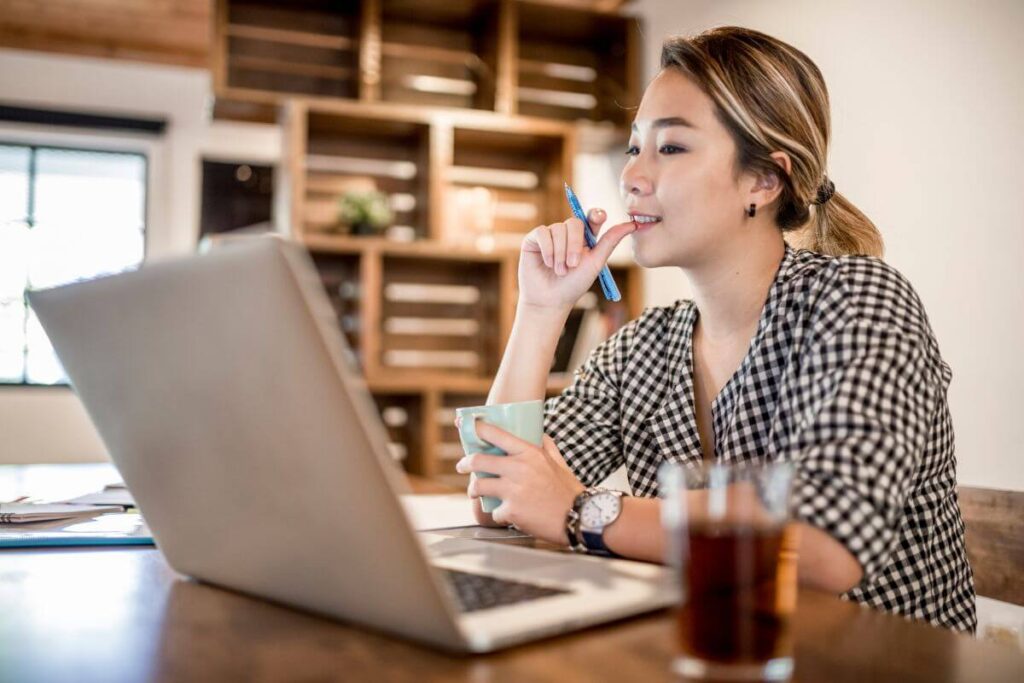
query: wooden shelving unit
211 0 643 482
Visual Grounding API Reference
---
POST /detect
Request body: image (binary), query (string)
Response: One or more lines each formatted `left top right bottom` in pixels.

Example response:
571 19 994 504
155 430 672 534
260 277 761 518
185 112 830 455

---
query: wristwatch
566 487 625 557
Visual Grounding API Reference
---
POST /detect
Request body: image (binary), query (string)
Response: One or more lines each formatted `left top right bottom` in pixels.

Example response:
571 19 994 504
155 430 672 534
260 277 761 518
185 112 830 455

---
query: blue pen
563 182 622 302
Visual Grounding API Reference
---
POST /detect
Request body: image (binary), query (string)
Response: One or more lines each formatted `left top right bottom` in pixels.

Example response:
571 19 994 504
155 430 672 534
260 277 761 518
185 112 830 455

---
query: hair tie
813 176 836 205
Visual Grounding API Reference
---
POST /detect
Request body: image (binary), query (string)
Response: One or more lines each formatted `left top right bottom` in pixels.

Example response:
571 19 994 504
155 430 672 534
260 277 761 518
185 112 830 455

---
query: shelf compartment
444 126 569 249
373 393 425 473
516 2 637 125
310 251 363 367
378 255 501 377
379 0 501 111
224 0 361 99
303 110 431 239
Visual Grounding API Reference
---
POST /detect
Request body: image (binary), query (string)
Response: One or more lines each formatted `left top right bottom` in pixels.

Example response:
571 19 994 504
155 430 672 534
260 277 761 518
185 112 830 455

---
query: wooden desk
2 465 1022 682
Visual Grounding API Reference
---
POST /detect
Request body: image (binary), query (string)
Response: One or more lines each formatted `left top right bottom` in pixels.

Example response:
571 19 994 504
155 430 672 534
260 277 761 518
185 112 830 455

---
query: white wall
631 0 1024 491
0 49 282 463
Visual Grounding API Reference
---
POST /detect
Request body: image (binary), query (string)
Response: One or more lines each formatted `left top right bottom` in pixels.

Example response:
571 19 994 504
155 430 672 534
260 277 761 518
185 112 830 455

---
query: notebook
0 510 153 548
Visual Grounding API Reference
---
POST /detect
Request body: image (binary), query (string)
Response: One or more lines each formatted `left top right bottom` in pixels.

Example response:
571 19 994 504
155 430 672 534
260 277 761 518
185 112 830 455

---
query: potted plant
336 190 392 236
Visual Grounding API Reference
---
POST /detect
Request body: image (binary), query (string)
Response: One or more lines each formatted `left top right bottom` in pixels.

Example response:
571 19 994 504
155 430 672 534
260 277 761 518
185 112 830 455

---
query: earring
746 203 756 217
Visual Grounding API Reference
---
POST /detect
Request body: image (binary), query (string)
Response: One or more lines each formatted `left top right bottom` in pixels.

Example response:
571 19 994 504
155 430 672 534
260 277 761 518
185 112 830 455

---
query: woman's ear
769 150 792 178
750 151 792 207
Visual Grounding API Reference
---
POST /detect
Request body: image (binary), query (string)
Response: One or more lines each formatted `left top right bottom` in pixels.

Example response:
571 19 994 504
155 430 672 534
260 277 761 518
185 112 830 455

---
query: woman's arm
471 211 636 526
463 432 863 594
487 209 634 405
601 497 861 593
486 304 570 405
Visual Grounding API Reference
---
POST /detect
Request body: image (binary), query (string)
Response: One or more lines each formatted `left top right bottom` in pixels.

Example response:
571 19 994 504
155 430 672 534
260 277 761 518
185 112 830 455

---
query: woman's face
621 68 762 269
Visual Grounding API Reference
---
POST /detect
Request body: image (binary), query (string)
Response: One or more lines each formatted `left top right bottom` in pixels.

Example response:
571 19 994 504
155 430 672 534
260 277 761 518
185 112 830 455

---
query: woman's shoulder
788 247 935 342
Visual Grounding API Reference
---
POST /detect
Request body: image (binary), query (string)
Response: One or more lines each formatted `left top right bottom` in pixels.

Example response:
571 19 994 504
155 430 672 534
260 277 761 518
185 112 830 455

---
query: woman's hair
660 27 883 257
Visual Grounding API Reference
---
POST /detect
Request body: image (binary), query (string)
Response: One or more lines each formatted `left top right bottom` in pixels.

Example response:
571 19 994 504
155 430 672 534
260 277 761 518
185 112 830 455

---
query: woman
456 26 975 632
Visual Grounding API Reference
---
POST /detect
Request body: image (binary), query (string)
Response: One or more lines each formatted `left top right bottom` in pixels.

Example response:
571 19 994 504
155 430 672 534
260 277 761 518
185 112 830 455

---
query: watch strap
565 491 588 552
581 529 618 557
564 507 584 551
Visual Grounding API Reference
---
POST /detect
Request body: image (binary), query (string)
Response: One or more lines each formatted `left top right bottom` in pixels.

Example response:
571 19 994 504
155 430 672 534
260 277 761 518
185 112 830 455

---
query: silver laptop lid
28 237 466 650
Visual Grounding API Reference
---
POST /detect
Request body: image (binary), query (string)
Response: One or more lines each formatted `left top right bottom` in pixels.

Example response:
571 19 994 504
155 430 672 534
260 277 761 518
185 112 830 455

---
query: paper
0 504 124 524
63 489 136 507
400 494 479 531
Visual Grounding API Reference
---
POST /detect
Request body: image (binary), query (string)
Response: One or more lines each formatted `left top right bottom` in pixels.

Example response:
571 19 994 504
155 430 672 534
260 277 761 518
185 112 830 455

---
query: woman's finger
587 208 607 237
491 502 514 527
550 221 568 275
472 420 534 454
566 217 585 268
591 220 637 264
523 225 554 267
467 474 506 500
455 452 514 475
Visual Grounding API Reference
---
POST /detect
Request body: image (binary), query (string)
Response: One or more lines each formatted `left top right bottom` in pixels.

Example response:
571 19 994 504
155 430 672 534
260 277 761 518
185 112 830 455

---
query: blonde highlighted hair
661 27 883 257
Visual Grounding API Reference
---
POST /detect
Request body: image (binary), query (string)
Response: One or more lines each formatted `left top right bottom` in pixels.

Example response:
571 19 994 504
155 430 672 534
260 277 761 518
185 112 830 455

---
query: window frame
0 134 151 388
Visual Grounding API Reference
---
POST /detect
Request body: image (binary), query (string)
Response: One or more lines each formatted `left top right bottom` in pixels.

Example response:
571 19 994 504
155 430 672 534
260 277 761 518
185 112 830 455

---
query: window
0 143 147 385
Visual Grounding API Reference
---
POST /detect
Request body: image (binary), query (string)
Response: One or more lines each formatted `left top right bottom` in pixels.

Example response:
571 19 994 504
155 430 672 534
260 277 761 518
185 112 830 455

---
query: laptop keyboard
440 568 571 613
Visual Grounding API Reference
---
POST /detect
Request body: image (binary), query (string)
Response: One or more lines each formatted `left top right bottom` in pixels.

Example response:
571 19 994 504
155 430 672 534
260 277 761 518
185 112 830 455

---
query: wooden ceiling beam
0 0 210 68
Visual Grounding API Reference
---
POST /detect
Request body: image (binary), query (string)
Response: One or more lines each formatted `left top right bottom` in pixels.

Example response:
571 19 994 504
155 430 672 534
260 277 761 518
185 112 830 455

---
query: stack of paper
400 494 478 531
0 504 123 524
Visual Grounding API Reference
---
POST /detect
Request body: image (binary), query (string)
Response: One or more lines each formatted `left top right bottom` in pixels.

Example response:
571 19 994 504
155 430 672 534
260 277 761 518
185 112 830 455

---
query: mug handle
461 411 490 450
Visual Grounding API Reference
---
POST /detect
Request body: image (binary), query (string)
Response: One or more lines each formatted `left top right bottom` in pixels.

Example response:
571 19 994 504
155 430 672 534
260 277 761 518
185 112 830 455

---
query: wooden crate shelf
213 0 641 124
221 0 362 99
379 0 503 111
445 125 571 249
373 392 426 472
309 250 363 364
212 0 644 479
302 110 431 238
516 2 639 125
378 254 502 377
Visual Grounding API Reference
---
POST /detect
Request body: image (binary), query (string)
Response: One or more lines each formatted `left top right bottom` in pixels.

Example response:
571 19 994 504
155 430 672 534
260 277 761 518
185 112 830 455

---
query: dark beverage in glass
679 523 797 669
659 462 797 681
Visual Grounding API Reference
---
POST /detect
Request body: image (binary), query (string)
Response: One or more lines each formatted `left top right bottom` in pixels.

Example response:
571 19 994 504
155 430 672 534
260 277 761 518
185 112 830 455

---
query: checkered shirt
544 243 977 632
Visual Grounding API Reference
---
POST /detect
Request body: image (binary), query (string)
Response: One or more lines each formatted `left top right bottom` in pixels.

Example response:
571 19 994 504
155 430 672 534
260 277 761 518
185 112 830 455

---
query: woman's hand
456 420 585 545
518 209 636 311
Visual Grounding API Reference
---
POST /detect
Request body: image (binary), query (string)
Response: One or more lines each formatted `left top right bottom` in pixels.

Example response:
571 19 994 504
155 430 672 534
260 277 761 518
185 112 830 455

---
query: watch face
581 491 621 528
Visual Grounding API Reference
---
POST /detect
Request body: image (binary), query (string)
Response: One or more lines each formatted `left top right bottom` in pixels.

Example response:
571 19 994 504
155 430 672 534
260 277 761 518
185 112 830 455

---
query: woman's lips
630 215 662 232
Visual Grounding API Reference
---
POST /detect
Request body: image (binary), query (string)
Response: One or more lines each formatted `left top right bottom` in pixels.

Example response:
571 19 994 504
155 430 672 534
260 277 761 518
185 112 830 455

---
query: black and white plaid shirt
544 243 976 632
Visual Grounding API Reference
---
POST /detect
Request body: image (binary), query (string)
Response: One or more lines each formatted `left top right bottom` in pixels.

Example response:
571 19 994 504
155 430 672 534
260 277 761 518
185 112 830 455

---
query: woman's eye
659 144 686 154
624 145 639 156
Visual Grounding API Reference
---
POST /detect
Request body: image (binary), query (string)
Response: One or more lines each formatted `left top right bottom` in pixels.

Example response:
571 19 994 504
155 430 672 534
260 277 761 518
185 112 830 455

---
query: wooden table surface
2 464 1022 683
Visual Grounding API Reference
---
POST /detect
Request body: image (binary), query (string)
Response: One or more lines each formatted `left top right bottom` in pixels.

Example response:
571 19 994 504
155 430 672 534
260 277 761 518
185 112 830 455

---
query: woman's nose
620 161 654 197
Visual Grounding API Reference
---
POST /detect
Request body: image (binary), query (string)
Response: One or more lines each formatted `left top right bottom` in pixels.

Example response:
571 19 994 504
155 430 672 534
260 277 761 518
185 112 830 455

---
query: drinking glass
659 461 799 681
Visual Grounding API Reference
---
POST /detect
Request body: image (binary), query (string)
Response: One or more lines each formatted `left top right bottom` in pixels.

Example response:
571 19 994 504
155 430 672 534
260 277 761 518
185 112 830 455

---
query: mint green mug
455 399 544 514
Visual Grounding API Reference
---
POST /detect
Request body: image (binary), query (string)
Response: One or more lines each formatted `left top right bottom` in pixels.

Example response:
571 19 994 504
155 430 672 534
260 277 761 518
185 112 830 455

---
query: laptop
27 237 677 653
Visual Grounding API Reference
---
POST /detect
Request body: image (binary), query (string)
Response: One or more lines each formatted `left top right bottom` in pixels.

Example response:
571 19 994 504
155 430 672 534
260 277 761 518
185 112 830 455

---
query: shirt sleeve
780 318 943 586
543 323 630 487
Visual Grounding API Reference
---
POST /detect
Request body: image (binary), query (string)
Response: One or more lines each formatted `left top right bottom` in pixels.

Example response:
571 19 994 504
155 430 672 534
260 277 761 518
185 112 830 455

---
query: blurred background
0 0 1021 502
